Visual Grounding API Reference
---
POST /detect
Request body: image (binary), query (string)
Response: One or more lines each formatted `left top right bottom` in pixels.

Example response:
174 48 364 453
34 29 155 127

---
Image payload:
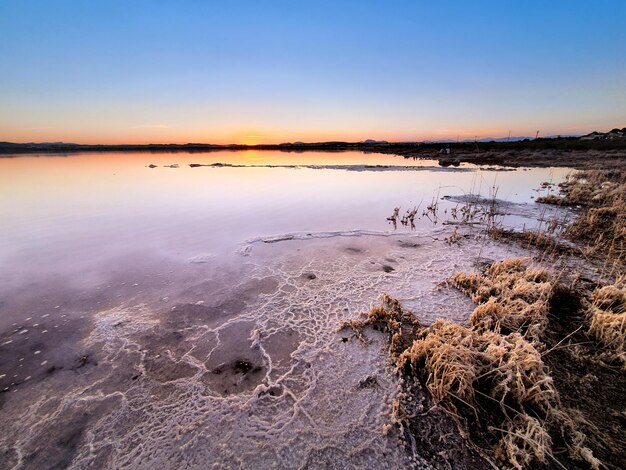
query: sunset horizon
2 2 624 146
1 124 618 146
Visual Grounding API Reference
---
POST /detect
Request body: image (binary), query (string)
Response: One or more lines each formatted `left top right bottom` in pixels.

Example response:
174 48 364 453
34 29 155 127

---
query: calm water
0 151 568 283
0 151 571 469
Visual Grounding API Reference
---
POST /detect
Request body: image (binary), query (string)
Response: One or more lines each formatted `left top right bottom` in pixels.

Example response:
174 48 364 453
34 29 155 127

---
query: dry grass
525 170 626 366
341 259 603 469
398 321 558 418
447 258 554 342
339 293 420 358
358 167 626 467
536 169 626 266
537 170 625 206
394 297 580 468
587 279 626 365
567 201 626 264
534 194 573 206
494 415 552 469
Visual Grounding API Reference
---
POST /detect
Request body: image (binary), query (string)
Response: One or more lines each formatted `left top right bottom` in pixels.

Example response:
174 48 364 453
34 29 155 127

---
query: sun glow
242 135 265 145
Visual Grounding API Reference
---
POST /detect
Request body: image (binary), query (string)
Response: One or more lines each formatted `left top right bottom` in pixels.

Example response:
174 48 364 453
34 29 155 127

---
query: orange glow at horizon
0 125 596 146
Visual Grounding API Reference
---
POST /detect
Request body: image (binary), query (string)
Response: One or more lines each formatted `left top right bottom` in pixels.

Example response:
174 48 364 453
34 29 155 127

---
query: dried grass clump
592 283 626 310
343 301 563 467
396 319 594 469
512 230 559 251
588 281 626 364
494 415 552 469
535 194 572 206
448 258 555 341
567 200 626 263
339 293 420 357
538 170 625 207
398 321 558 417
399 320 479 404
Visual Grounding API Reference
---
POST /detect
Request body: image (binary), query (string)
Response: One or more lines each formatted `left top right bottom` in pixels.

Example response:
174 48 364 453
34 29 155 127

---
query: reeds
536 169 626 267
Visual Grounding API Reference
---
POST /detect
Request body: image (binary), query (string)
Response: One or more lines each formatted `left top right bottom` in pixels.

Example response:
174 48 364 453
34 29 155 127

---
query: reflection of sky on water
0 151 571 277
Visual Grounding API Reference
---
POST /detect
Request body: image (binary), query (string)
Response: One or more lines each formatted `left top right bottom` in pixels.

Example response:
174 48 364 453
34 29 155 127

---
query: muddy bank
409 147 626 169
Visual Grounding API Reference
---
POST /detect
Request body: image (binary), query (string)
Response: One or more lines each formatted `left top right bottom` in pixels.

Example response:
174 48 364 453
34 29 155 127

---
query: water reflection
0 151 571 288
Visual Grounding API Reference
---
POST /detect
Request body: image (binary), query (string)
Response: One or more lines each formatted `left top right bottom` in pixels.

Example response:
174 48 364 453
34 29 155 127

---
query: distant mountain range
427 134 586 144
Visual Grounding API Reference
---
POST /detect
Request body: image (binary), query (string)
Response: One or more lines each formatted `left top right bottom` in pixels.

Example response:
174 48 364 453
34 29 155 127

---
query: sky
1 1 625 144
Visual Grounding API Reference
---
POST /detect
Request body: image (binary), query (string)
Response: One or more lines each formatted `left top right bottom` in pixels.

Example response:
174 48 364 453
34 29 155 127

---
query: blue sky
1 1 625 143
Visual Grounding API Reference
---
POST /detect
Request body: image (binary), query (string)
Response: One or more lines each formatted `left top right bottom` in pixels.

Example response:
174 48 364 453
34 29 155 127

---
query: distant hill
431 137 534 143
431 135 581 144
581 127 626 140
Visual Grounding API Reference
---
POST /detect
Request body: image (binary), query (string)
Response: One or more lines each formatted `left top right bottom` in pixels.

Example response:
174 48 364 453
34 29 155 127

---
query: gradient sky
1 1 625 144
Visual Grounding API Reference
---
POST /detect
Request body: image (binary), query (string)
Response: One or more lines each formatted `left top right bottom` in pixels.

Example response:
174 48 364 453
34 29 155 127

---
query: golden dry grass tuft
398 322 558 417
587 279 626 365
494 415 552 469
394 320 583 469
447 258 555 341
567 200 626 264
537 170 625 206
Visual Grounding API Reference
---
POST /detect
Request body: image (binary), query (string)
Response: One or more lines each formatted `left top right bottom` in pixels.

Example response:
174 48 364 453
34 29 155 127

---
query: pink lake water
0 151 572 469
0 151 569 281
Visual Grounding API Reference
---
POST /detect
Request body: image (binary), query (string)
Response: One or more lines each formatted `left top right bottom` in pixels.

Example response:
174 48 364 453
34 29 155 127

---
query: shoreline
2 139 626 169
